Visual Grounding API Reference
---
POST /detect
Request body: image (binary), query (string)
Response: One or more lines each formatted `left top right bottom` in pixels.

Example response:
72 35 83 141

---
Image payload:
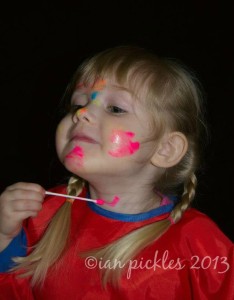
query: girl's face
56 79 158 180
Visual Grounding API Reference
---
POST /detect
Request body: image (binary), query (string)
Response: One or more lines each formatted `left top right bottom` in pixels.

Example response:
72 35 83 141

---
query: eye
107 105 127 114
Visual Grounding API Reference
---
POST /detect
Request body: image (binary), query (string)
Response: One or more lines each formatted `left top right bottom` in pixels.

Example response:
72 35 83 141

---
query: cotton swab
45 191 105 205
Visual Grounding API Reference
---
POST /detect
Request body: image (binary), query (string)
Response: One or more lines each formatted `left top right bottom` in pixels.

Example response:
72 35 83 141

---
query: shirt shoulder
140 208 234 299
169 208 233 257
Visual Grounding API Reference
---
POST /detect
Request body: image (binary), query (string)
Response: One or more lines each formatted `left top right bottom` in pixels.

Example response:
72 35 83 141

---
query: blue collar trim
87 201 175 222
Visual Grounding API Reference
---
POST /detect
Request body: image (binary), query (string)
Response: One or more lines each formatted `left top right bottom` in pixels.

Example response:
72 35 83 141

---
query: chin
63 159 84 174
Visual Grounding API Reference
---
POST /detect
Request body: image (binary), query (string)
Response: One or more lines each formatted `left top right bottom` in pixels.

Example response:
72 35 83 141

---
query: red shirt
0 185 233 299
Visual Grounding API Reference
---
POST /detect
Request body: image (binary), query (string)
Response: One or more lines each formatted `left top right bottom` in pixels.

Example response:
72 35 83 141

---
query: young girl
0 46 233 299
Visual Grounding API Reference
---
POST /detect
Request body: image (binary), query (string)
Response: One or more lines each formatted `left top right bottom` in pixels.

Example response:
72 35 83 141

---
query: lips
70 133 98 144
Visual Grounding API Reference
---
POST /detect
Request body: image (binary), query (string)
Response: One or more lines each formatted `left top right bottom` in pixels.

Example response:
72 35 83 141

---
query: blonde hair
13 46 207 287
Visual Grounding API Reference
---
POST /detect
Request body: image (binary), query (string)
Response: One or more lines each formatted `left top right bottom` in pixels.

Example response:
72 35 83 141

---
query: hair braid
170 173 197 223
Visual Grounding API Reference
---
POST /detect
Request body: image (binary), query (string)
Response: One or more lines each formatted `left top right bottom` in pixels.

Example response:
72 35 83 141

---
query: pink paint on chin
108 130 140 157
65 146 84 166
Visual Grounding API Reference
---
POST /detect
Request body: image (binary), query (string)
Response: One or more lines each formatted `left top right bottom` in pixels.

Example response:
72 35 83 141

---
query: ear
151 132 188 168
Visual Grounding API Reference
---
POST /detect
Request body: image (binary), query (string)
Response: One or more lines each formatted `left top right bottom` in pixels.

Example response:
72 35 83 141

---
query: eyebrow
110 84 141 102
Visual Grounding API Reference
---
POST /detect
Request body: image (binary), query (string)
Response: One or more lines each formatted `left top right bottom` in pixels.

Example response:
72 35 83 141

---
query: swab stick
45 191 104 205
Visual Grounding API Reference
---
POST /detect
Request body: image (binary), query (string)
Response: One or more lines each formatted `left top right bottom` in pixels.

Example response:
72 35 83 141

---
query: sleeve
0 230 34 299
0 229 27 272
183 214 234 300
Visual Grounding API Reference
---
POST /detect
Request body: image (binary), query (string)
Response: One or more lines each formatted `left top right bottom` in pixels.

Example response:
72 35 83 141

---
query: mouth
71 135 98 144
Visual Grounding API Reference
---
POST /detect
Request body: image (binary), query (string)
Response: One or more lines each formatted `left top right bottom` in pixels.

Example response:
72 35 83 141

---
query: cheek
107 129 140 158
55 118 71 157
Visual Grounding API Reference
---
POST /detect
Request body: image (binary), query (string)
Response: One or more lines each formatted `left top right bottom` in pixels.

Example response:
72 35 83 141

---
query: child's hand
0 182 45 251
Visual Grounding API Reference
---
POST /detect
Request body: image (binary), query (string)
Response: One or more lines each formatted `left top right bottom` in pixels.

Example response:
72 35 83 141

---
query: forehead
73 77 145 100
73 79 133 99
75 79 107 90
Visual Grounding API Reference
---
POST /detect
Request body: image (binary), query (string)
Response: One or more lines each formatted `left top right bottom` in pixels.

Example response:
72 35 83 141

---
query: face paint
93 79 106 91
75 79 106 91
90 91 99 100
96 196 120 206
76 107 88 117
65 146 84 166
107 196 120 206
90 91 101 106
108 130 140 157
92 99 101 106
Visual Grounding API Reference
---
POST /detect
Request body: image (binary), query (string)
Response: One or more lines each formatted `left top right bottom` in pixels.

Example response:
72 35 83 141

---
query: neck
88 178 162 214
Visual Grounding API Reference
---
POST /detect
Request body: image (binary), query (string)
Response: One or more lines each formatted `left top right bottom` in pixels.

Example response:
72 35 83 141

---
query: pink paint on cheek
65 146 84 166
108 130 140 157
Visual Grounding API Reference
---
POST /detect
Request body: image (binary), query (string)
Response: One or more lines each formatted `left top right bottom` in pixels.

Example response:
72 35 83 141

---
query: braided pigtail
12 176 84 286
170 173 197 224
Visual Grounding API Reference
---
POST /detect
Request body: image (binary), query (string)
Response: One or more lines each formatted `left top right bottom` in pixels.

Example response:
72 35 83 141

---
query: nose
72 103 97 124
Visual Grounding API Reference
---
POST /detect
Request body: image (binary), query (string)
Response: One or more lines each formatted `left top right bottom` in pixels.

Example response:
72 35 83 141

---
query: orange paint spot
93 79 106 91
76 107 87 117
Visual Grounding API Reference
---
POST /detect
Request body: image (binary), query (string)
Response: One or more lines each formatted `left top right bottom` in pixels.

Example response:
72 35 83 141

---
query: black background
0 2 233 240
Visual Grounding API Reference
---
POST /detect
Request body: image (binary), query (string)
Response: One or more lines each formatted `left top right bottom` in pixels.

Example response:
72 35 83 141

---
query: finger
5 210 42 223
5 189 45 203
11 199 43 213
6 182 45 194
